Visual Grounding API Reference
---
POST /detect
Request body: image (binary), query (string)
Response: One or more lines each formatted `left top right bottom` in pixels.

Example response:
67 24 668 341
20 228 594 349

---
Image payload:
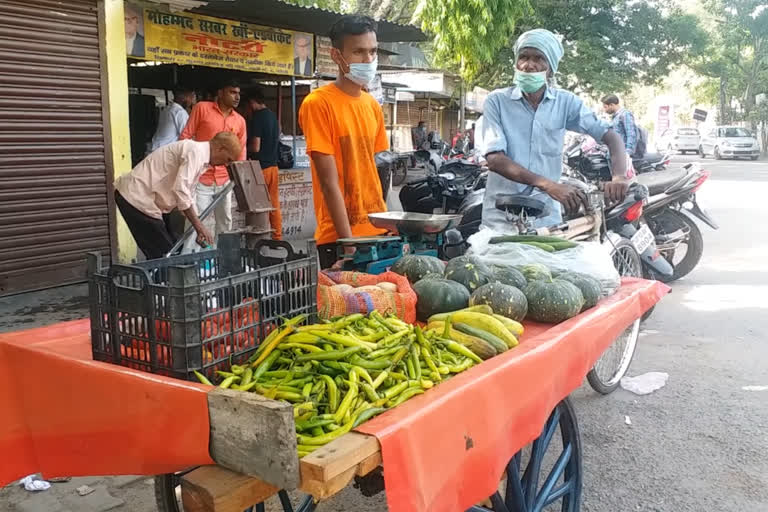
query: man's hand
543 182 589 215
195 226 214 248
603 178 630 205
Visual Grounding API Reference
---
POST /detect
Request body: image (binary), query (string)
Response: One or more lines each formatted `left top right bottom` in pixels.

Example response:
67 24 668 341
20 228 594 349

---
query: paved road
2 155 766 511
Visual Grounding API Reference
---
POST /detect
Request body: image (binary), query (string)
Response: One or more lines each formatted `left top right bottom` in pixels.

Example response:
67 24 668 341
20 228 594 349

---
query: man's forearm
602 130 629 178
181 206 204 231
486 152 555 191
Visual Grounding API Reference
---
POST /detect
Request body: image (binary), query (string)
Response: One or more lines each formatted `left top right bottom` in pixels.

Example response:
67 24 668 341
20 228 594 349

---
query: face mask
343 58 378 87
514 69 547 93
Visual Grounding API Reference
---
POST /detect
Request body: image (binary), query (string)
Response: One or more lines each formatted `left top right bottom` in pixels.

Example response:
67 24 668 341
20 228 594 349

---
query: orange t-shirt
299 84 389 245
179 101 247 186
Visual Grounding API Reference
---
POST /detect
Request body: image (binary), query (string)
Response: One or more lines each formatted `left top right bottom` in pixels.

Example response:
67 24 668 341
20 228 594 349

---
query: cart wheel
586 237 642 394
154 471 316 512
467 397 582 512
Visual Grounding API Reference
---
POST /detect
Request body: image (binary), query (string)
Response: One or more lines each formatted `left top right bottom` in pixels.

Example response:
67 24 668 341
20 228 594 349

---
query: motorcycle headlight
721 140 731 147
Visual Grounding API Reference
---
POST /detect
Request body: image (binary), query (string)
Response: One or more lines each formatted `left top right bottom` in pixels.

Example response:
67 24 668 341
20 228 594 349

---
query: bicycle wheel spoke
542 481 572 508
278 490 294 512
505 453 526 511
522 437 544 508
490 491 509 512
532 443 572 512
540 407 561 454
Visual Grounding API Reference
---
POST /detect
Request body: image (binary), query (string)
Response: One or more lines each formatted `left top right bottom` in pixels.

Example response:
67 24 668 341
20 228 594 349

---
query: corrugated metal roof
150 0 426 42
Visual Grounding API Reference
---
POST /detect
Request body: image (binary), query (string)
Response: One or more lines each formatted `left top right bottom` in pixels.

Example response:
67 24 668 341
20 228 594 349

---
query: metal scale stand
337 212 462 274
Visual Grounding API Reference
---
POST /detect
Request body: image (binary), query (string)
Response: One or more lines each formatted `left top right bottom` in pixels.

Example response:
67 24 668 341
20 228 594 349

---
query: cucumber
549 241 579 251
453 322 509 354
428 305 494 322
517 241 556 252
489 235 569 244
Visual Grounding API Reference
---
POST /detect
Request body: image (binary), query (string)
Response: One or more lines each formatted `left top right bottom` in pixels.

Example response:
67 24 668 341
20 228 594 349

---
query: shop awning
188 0 427 42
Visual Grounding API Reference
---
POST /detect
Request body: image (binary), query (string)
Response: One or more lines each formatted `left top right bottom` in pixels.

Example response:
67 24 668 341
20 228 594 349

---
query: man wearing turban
478 29 631 230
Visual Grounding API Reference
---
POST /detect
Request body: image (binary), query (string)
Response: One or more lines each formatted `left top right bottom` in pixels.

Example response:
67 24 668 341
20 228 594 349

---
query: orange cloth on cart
0 320 214 487
356 278 669 512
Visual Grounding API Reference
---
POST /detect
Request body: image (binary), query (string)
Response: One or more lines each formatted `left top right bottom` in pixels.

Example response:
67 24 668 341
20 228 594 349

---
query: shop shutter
395 101 440 133
0 0 110 295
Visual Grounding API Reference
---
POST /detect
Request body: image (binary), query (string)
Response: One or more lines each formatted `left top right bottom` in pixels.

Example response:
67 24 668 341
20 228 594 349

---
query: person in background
114 132 242 259
479 29 630 232
179 78 246 251
467 123 476 151
151 87 196 151
601 94 639 158
299 15 389 269
411 120 428 150
294 34 313 76
247 88 283 239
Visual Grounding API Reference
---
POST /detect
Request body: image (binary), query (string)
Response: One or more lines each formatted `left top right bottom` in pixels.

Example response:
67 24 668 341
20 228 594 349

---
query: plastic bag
317 270 417 323
467 228 621 295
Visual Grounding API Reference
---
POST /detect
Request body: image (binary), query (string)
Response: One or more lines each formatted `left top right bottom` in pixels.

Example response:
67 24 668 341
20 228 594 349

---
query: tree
693 0 768 129
413 0 531 82
474 0 708 96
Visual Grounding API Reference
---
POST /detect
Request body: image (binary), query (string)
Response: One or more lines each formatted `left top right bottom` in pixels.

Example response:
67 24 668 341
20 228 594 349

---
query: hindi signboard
126 3 313 76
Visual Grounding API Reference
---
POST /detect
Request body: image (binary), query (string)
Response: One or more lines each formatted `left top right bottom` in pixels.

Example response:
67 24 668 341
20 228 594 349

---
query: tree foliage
693 0 768 125
475 0 708 96
413 0 532 82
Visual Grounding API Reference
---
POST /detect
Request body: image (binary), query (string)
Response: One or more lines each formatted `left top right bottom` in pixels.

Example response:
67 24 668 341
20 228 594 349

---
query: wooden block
300 465 358 500
181 466 278 512
300 432 380 483
355 451 383 477
207 388 299 489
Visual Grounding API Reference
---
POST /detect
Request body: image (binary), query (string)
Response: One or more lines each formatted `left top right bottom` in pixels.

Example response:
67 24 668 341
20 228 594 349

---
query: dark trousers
115 191 175 260
317 243 339 270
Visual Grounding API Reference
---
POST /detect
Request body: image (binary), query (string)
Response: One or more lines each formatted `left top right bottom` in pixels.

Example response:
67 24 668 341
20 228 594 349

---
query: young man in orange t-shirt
299 15 389 268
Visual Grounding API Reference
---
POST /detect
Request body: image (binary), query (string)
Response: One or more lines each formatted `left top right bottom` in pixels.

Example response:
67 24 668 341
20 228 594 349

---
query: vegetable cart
0 272 666 512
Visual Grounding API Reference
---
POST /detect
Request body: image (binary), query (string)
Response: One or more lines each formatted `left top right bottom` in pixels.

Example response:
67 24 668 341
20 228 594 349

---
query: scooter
636 162 717 282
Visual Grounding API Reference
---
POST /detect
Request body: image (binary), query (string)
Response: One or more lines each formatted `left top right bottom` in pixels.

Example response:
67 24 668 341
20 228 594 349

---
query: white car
655 127 700 154
699 126 760 160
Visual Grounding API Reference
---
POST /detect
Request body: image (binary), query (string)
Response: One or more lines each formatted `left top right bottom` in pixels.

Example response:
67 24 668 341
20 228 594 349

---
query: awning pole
291 76 297 161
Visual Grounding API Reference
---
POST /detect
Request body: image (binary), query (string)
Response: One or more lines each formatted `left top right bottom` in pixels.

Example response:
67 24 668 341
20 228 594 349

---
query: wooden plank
181 466 279 512
207 388 300 489
299 432 381 486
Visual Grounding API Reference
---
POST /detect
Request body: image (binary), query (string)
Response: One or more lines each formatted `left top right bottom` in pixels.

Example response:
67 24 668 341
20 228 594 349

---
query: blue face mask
514 70 547 93
344 58 378 87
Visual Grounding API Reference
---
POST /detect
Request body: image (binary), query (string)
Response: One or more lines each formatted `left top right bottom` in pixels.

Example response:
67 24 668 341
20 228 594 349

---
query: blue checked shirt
611 108 637 155
478 86 610 230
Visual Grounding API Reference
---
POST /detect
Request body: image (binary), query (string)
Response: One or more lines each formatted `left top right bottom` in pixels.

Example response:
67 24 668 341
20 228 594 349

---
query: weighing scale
337 212 462 274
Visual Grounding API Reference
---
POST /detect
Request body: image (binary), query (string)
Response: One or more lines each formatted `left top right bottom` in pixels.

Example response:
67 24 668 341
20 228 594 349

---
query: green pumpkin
412 278 471 321
469 283 528 322
390 254 445 283
555 272 602 310
524 279 585 323
418 272 445 282
490 264 527 289
444 256 494 292
515 263 552 282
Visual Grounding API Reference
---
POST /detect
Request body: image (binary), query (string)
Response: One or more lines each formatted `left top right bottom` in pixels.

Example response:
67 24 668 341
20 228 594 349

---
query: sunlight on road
682 284 768 311
699 245 768 273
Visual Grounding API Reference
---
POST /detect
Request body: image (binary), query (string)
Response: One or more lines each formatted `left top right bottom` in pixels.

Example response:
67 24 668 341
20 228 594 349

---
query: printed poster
125 3 313 77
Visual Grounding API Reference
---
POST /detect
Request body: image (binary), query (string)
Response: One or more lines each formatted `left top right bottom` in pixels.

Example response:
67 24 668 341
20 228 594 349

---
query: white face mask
343 58 378 87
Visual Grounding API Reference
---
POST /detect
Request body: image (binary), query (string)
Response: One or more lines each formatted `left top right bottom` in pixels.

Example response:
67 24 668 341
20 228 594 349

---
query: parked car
699 126 760 160
655 127 700 154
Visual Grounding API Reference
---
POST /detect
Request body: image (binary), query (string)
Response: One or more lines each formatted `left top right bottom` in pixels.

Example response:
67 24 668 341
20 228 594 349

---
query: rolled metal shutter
0 0 110 295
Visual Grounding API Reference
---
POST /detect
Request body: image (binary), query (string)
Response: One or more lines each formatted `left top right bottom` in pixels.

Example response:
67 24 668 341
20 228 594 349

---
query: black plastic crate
88 234 317 382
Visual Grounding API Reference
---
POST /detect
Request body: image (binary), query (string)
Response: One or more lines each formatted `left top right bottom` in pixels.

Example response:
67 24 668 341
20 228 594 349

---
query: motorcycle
562 142 675 280
399 158 486 242
574 135 671 174
636 163 717 282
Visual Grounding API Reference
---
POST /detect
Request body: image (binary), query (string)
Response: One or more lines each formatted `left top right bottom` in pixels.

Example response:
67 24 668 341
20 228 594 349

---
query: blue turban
514 29 564 74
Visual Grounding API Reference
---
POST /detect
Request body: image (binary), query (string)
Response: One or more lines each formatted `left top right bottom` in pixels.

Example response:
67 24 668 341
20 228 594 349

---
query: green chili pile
194 311 481 456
